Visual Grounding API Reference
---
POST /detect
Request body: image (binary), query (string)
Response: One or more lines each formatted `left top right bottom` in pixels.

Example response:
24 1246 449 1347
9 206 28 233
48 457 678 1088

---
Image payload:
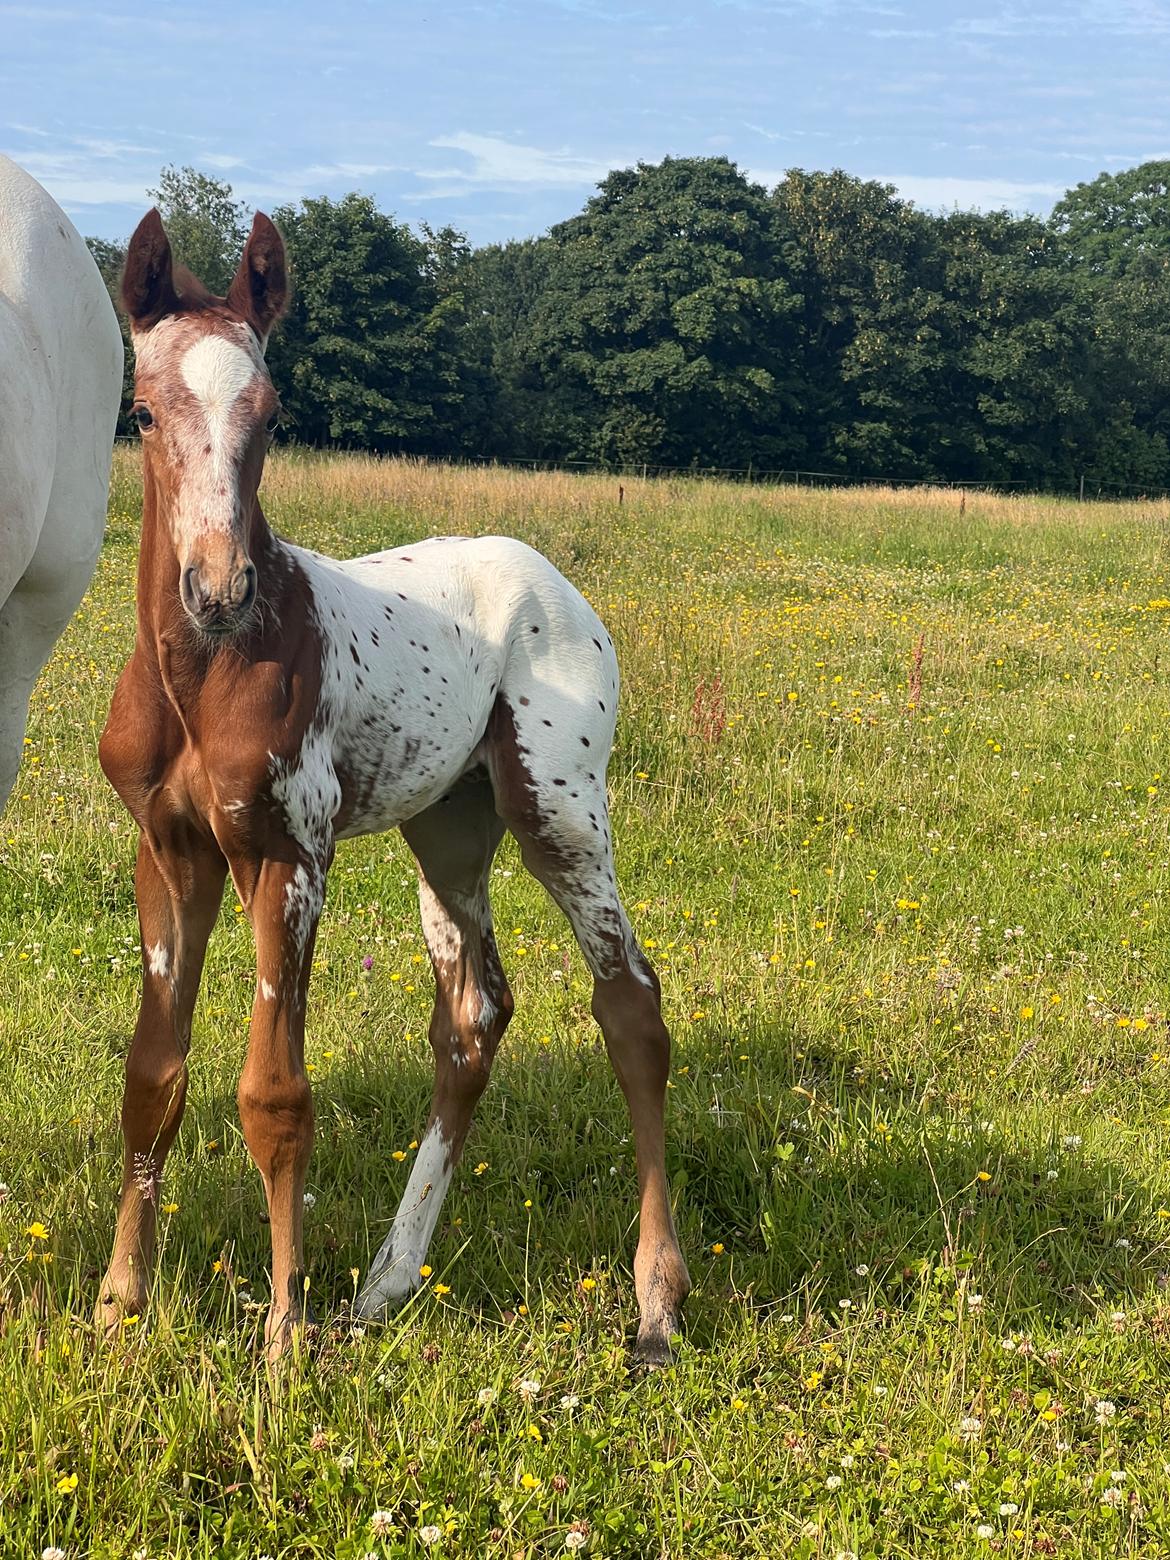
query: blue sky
3 0 1168 246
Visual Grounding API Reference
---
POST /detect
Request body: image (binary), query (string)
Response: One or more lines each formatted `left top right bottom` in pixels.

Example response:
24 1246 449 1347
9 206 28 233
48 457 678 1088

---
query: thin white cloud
414 133 617 198
880 174 1065 211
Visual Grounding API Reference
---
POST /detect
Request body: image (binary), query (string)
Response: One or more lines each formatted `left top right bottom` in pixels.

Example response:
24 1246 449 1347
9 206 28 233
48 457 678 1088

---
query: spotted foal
97 211 690 1362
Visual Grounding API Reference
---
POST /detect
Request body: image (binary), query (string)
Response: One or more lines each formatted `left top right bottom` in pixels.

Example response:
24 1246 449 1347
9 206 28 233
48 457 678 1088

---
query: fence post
1079 474 1085 503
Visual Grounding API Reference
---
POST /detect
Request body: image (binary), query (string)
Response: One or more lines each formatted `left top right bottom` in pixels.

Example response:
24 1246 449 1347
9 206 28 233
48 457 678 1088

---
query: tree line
88 158 1170 492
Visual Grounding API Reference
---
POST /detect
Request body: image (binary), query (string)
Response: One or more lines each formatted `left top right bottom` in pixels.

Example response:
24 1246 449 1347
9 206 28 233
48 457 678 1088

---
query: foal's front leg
99 830 226 1333
234 851 323 1357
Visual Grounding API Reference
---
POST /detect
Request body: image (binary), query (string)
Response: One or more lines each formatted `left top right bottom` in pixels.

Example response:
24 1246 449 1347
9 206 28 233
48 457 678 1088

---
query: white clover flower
959 1416 982 1443
1061 1134 1082 1149
565 1534 588 1552
825 1474 843 1490
953 1478 971 1493
965 1292 984 1312
839 1454 855 1468
1110 1469 1126 1483
873 1384 888 1397
1111 1311 1126 1331
303 1191 316 1208
42 1550 67 1560
854 1264 869 1276
419 1526 443 1547
976 1525 994 1540
477 1387 496 1407
1046 1168 1059 1180
559 1393 580 1410
1115 1238 1131 1249
370 1511 395 1537
1101 1487 1124 1508
1095 1399 1117 1425
518 1378 541 1402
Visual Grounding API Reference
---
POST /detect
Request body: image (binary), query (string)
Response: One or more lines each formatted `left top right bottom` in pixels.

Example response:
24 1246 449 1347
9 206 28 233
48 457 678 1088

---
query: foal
97 210 690 1362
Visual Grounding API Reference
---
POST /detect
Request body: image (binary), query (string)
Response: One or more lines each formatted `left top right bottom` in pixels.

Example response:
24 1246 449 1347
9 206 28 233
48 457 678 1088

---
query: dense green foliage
88 157 1170 490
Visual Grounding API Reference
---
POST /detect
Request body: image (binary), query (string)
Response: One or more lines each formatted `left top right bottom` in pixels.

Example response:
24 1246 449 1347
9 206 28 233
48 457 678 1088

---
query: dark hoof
631 1327 677 1370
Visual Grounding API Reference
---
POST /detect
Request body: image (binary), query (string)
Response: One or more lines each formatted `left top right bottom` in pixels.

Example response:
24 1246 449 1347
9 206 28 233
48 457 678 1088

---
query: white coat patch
353 1121 453 1314
147 942 169 978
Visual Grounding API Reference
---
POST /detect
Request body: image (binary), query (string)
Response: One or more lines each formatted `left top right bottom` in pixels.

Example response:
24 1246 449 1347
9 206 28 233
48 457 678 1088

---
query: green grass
3 450 1170 1557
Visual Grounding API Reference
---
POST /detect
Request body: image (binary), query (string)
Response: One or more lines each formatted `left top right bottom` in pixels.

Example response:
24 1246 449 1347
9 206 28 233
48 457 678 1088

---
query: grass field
4 449 1170 1558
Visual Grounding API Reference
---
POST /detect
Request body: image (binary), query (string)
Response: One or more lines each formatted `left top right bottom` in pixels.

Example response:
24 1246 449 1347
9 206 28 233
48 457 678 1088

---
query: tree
1050 161 1170 279
148 165 250 295
516 157 802 467
266 193 470 453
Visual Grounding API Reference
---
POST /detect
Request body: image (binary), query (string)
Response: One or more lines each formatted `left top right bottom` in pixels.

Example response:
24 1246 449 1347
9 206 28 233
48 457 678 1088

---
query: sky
2 0 1168 247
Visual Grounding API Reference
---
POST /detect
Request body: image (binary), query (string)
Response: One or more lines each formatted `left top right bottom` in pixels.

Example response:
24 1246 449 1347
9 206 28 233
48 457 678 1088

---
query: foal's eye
134 407 154 431
266 412 281 435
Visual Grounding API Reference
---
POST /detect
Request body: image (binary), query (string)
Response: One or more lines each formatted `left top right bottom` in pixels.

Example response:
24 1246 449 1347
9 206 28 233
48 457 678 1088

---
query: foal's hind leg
487 702 690 1364
354 776 513 1317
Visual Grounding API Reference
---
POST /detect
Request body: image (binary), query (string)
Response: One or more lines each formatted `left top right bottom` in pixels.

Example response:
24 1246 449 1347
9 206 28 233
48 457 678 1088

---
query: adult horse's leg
355 775 513 1317
487 703 690 1364
232 849 323 1356
97 827 226 1332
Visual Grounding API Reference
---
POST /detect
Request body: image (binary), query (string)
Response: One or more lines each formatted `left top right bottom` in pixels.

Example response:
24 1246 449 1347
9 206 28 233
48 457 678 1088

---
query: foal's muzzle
180 559 257 635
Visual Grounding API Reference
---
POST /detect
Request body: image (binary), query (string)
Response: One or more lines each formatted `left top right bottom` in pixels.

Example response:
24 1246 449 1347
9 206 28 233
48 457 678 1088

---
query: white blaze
172 331 261 544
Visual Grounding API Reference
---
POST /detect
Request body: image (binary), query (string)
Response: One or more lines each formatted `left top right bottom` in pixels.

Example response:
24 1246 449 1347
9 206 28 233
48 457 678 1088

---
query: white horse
0 155 123 805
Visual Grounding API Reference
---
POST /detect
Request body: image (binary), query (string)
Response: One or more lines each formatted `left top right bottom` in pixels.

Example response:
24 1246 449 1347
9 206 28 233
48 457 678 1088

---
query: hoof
631 1323 678 1370
95 1279 146 1341
352 1267 418 1321
263 1303 318 1365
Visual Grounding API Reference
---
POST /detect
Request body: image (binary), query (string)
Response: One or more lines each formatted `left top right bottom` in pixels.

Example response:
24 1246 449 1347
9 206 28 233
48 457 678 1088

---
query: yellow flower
527 1423 543 1441
581 1277 597 1291
711 1242 725 1255
731 1396 748 1412
419 1264 433 1278
56 1473 78 1494
433 1283 450 1297
161 1202 179 1214
803 1371 823 1390
122 1314 139 1327
976 1171 991 1183
1020 1006 1034 1020
391 1150 407 1162
473 1161 489 1175
520 1472 541 1490
25 1222 48 1241
524 1198 533 1209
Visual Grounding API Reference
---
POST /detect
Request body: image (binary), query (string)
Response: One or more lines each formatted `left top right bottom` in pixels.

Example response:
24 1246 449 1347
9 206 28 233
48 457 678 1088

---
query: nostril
237 564 257 611
180 566 204 613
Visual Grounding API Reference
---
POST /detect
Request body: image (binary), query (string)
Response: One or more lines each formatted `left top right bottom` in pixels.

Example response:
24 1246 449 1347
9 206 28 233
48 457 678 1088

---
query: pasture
3 450 1170 1558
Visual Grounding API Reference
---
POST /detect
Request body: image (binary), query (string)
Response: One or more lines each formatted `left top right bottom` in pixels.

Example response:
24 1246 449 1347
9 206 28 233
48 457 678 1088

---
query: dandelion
580 1277 596 1291
710 1242 724 1254
370 1510 395 1537
26 1222 48 1241
419 1526 443 1546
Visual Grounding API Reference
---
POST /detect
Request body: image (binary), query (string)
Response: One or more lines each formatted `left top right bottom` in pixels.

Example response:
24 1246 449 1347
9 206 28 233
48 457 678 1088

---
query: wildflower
519 1378 541 1402
559 1393 580 1410
965 1292 984 1313
854 1264 869 1276
419 1526 443 1546
42 1550 67 1560
565 1534 588 1552
473 1161 488 1175
477 1387 496 1407
1110 1470 1126 1483
1101 1487 1124 1508
419 1265 433 1278
825 1474 843 1490
959 1416 982 1444
338 1453 355 1470
976 1526 994 1540
1061 1134 1082 1149
362 955 374 971
1095 1399 1117 1424
370 1510 395 1536
520 1471 541 1490
432 1283 450 1297
56 1473 78 1494
527 1424 543 1442
1111 1311 1126 1331
998 1502 1019 1517
26 1222 48 1241
302 1192 316 1209
581 1277 596 1291
953 1479 971 1493
710 1242 724 1254
731 1396 748 1412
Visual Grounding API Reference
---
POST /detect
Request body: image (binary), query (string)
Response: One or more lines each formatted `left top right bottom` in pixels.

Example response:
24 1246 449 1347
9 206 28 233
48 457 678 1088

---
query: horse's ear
227 212 288 347
121 209 178 329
